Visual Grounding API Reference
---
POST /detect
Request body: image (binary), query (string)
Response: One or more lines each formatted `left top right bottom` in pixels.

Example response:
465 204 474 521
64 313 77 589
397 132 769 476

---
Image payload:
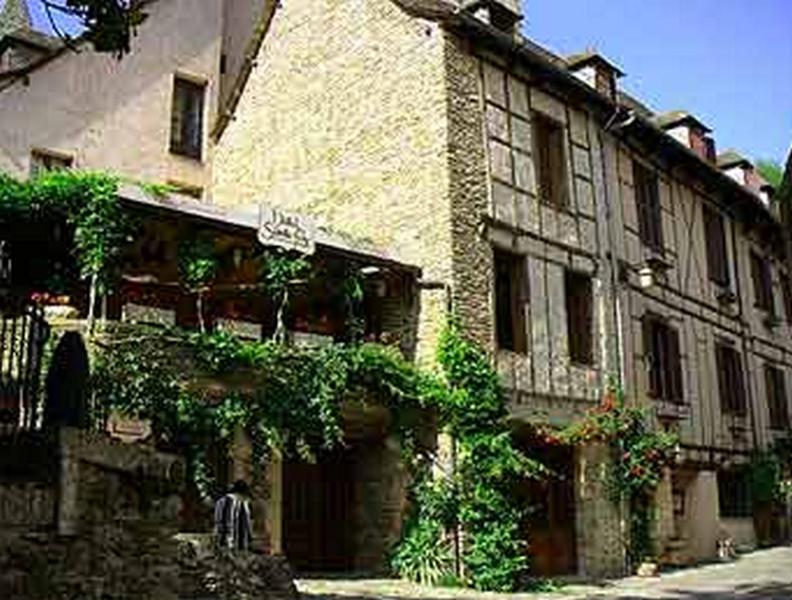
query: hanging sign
257 206 316 255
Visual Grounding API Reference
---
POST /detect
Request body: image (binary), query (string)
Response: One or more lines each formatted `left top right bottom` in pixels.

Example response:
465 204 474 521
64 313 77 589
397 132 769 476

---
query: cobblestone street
298 546 792 600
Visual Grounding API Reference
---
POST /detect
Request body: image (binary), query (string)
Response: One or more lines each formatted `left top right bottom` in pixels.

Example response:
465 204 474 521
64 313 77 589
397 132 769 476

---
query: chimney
655 111 716 163
717 150 774 207
461 0 522 34
567 51 624 101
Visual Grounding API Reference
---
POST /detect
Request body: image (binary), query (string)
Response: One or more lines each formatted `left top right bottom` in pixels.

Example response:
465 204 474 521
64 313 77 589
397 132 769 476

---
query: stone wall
0 427 298 599
0 0 223 195
574 443 625 577
212 0 455 363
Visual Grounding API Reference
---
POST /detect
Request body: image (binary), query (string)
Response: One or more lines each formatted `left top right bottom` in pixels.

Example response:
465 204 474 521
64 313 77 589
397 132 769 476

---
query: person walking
214 480 253 551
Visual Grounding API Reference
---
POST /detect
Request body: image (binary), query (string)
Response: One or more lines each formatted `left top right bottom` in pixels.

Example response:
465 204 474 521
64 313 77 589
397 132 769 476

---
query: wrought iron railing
0 297 50 433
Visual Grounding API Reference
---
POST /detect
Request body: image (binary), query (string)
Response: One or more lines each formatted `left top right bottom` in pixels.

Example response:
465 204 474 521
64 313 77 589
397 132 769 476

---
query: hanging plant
178 233 218 333
257 250 310 343
0 170 134 330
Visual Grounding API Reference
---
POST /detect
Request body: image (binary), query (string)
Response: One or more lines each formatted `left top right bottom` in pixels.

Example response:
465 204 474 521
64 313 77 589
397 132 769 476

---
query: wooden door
283 450 356 572
517 445 577 576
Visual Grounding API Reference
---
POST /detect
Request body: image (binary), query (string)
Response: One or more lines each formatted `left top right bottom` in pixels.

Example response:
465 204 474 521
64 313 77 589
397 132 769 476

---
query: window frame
718 469 752 518
494 249 528 354
750 251 774 313
633 160 664 254
565 269 594 366
531 111 569 210
780 272 792 323
170 75 206 161
703 204 729 286
715 341 747 416
764 363 789 430
642 313 684 404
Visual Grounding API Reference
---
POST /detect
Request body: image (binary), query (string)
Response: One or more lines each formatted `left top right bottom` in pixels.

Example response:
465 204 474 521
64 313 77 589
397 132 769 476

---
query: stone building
0 0 267 197
211 0 788 577
2 0 789 580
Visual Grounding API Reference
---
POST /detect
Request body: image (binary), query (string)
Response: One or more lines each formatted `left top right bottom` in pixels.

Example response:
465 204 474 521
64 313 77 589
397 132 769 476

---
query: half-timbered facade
212 0 788 575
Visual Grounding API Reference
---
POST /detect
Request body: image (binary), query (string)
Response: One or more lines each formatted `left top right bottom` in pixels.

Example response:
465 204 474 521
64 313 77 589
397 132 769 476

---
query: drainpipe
599 108 635 391
732 219 759 453
417 278 459 574
600 106 636 575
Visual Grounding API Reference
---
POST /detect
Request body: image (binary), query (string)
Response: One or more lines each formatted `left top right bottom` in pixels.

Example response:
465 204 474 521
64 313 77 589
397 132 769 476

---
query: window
716 342 746 415
718 469 752 518
170 76 206 160
642 314 683 403
765 364 789 430
703 205 729 286
532 112 568 209
781 273 792 323
634 161 663 253
30 149 72 177
494 249 528 353
750 252 774 312
565 270 593 365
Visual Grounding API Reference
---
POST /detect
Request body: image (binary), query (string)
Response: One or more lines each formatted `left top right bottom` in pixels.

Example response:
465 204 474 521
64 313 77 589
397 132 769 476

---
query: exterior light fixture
359 265 381 276
638 266 655 289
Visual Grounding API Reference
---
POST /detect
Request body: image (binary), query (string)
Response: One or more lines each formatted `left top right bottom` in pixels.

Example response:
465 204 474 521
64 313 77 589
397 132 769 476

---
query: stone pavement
297 546 792 600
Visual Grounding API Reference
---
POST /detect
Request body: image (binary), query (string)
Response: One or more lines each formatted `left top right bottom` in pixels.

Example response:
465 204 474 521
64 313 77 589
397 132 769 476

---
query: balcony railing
0 296 50 434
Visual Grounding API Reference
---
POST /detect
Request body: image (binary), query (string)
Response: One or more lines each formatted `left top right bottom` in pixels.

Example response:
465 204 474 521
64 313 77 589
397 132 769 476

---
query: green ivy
394 323 545 592
0 170 131 291
92 325 438 498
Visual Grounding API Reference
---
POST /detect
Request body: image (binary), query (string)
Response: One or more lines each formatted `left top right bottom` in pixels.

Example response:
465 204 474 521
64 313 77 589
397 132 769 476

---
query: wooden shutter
634 161 663 252
765 365 789 429
533 113 567 209
781 274 792 322
718 343 745 414
750 252 774 312
643 315 660 398
565 271 593 365
667 326 683 403
494 250 527 354
703 206 729 285
732 349 746 414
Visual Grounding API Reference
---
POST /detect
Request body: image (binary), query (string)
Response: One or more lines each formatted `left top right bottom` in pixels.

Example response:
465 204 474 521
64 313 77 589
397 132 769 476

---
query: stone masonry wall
212 0 455 363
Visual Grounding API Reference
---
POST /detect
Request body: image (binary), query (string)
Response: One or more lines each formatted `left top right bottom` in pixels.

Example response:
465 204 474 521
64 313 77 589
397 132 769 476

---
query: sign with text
258 207 316 255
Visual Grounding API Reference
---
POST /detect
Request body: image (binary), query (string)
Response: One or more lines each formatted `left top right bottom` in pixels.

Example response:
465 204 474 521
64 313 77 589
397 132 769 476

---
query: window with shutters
718 469 752 518
532 112 568 209
765 364 789 430
634 161 663 253
494 249 528 353
780 273 792 323
170 76 206 160
565 270 593 365
750 252 774 312
716 342 746 415
703 205 729 286
643 314 683 403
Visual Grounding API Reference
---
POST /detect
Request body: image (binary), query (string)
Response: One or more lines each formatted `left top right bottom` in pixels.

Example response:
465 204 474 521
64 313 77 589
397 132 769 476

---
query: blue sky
523 0 792 163
20 0 792 163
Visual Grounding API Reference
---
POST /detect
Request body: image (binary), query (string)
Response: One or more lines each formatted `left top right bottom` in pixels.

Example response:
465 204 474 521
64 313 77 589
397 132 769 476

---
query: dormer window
567 51 624 100
462 0 521 34
655 111 715 162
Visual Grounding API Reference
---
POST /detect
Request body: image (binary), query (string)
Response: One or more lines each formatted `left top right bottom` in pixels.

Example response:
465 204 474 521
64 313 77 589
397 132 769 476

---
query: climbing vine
92 324 441 500
256 250 311 342
178 233 219 333
0 170 134 325
558 389 678 567
393 323 545 592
